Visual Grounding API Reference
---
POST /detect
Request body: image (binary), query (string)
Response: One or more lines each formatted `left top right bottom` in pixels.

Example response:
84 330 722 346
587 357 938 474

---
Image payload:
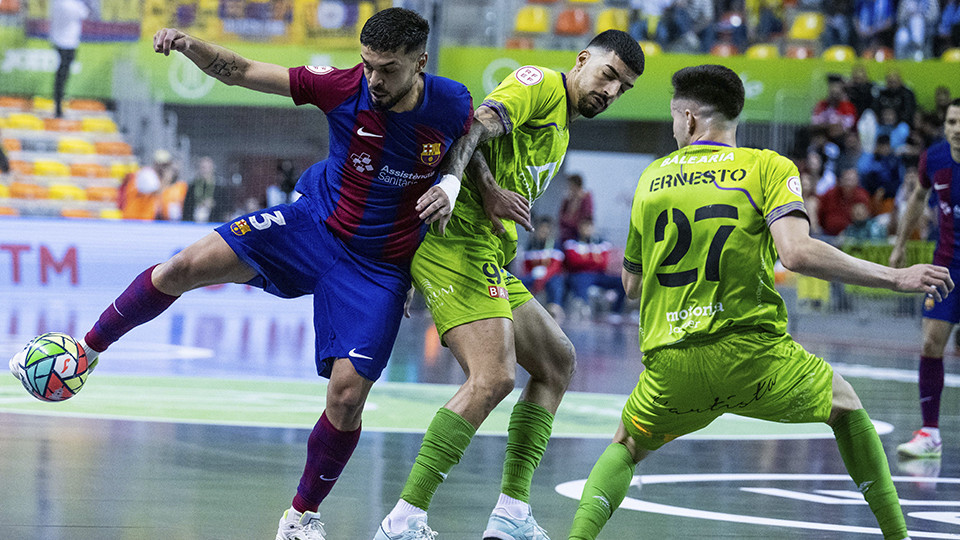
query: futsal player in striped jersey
9 8 472 540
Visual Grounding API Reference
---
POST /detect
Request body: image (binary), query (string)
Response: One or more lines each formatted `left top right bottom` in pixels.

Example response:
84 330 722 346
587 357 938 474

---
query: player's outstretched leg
484 299 576 540
829 373 910 540
898 319 951 459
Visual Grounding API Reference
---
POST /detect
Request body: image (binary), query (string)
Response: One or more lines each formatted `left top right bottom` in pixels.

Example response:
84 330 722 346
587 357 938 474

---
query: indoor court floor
0 288 958 540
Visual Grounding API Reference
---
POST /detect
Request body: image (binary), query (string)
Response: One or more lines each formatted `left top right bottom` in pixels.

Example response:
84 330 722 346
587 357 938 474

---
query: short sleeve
623 181 644 275
759 151 806 227
480 66 554 134
288 64 363 113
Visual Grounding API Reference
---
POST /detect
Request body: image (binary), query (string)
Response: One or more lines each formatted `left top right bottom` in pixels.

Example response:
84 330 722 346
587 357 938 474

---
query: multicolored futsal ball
16 332 90 402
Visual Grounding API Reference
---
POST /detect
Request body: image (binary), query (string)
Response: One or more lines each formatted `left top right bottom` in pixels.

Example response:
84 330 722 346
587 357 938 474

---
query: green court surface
0 374 858 439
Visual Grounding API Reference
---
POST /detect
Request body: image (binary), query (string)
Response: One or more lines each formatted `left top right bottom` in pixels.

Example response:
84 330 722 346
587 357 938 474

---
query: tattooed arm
152 28 290 97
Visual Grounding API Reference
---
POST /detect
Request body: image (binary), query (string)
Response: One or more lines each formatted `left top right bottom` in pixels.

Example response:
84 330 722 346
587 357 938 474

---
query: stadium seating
9 181 48 199
33 160 71 177
86 185 120 202
0 96 29 110
66 99 108 112
9 160 33 175
58 138 97 155
0 0 19 16
822 45 856 61
638 40 661 55
942 48 960 62
710 42 740 57
0 183 9 198
32 97 54 114
746 43 780 58
595 8 629 33
786 12 824 41
60 208 95 218
70 163 111 178
555 8 591 36
505 37 536 49
44 117 82 131
48 183 88 201
785 44 815 59
99 208 123 219
81 117 118 133
514 5 550 34
862 46 895 61
6 113 44 130
2 138 20 152
0 206 18 216
95 141 133 155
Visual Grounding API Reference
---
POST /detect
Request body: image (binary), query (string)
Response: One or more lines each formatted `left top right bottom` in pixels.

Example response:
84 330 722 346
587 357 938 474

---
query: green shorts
411 221 533 339
623 331 834 451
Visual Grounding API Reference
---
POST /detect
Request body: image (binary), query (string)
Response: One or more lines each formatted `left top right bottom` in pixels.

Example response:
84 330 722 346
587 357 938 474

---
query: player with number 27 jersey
624 141 805 353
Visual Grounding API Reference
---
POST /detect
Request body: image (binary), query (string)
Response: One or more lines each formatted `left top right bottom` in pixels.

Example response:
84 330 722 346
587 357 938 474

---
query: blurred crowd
795 68 951 242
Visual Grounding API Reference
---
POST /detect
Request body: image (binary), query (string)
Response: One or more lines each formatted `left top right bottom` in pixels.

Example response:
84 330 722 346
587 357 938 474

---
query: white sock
920 427 941 441
494 493 530 519
383 499 426 532
284 507 302 521
79 339 99 363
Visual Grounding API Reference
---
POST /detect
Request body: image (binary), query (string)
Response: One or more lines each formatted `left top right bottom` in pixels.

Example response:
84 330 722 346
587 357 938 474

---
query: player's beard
370 77 417 111
577 92 608 119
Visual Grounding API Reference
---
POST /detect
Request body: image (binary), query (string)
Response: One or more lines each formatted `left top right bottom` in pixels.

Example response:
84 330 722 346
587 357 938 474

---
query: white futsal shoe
276 508 326 540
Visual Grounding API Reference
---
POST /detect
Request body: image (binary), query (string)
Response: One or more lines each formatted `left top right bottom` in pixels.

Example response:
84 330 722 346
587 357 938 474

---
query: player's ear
685 109 696 138
416 52 427 72
575 49 590 71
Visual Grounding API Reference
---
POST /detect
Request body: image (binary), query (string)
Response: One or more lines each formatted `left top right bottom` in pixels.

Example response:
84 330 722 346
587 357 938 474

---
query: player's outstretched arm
152 28 290 97
771 214 953 299
889 182 930 267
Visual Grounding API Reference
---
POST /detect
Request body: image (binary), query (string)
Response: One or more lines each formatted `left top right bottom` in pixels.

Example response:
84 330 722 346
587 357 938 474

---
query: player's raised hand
153 28 189 56
482 185 531 235
894 263 954 301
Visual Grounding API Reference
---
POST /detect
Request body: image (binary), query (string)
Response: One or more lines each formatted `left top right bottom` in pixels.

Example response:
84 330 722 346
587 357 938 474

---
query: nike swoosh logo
935 184 949 190
356 127 383 138
348 348 373 360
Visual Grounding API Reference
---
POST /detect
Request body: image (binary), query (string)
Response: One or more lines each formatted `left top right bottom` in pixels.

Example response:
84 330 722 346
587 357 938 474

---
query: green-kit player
375 31 645 540
568 65 953 540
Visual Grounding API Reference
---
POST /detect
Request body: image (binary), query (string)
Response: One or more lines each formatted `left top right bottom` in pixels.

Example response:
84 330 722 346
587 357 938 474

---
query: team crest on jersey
230 218 251 236
420 142 442 165
786 176 802 197
305 65 334 75
515 66 544 86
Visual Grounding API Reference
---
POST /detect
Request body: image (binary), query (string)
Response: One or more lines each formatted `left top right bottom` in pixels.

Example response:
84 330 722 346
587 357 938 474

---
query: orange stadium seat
822 44 856 61
66 99 107 112
48 183 88 201
941 48 960 62
514 6 550 34
81 117 118 133
33 160 71 177
785 44 815 59
595 8 629 33
505 37 536 49
2 138 20 152
60 208 95 218
95 141 133 155
58 138 97 155
86 185 119 202
44 117 82 131
0 95 29 110
9 181 48 199
0 0 20 14
710 42 740 57
787 12 824 41
555 8 591 36
6 113 44 130
70 163 111 178
862 46 894 61
32 97 54 113
0 206 18 216
9 160 33 175
746 43 780 59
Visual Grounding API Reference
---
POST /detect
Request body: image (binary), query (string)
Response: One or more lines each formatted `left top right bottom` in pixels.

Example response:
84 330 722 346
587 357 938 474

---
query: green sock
569 443 636 540
501 401 554 503
400 408 476 511
832 409 908 540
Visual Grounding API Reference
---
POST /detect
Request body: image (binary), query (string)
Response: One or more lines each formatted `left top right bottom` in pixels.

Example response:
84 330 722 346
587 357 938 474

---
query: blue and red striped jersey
920 141 960 268
288 64 473 265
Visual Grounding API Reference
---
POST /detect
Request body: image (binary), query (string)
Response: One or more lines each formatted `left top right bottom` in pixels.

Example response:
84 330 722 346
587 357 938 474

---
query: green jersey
452 66 571 262
623 143 805 352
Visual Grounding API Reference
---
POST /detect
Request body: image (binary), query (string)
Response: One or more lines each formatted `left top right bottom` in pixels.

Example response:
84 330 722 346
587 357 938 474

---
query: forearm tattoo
202 53 240 79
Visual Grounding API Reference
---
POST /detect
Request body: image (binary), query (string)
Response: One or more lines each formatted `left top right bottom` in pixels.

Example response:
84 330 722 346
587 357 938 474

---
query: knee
468 369 516 404
325 385 367 425
920 337 947 358
550 338 577 387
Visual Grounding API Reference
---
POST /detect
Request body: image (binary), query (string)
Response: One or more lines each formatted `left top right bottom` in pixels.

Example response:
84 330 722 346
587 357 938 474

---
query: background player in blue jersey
8 8 473 540
890 98 960 461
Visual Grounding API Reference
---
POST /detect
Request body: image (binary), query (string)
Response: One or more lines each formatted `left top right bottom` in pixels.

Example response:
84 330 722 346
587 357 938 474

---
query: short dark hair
671 64 744 121
567 173 583 187
586 30 645 77
950 97 960 109
360 8 429 55
876 134 891 146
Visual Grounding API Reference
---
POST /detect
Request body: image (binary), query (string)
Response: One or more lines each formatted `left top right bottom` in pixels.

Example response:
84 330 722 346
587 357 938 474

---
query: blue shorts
216 198 410 381
922 267 960 324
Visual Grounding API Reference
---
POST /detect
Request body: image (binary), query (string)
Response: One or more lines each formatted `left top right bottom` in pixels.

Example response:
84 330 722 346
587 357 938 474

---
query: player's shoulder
505 65 563 89
424 72 472 101
924 140 953 166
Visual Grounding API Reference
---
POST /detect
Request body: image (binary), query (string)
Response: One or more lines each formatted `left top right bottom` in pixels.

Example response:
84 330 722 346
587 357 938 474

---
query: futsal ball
15 332 90 402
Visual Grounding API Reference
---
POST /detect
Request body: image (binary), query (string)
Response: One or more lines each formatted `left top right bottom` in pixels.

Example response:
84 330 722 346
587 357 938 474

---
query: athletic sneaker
276 508 326 540
483 509 550 540
897 428 943 458
373 514 437 540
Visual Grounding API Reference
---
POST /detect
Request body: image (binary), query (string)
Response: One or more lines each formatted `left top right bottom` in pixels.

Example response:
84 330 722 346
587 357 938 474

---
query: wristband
437 174 461 208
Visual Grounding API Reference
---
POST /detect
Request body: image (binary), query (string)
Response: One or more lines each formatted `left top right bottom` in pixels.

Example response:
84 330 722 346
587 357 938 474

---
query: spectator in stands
843 201 888 240
182 156 225 222
818 166 871 235
655 0 715 53
807 125 842 194
563 218 626 322
876 70 917 125
855 0 896 52
800 170 823 235
50 0 90 118
858 134 903 216
159 162 187 221
874 106 911 151
266 158 300 207
812 74 857 143
845 64 877 119
520 215 566 321
823 0 855 49
935 86 953 125
936 0 960 54
628 0 672 41
558 173 593 243
121 149 173 220
894 0 940 59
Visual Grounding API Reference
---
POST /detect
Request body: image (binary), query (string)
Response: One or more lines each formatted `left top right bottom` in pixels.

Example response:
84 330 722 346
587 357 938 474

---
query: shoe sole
482 532 513 540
